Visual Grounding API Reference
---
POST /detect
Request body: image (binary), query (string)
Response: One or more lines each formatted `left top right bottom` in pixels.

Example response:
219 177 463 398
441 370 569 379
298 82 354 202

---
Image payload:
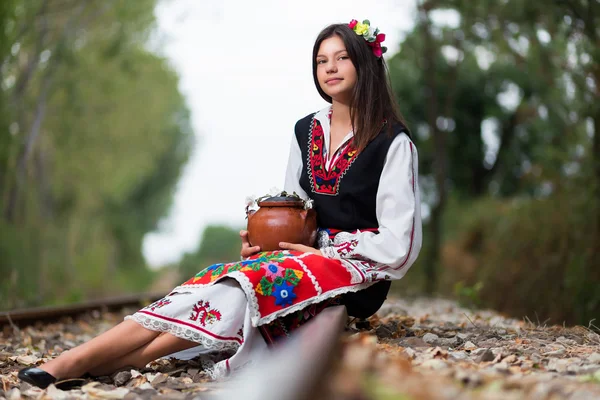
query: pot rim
257 196 304 208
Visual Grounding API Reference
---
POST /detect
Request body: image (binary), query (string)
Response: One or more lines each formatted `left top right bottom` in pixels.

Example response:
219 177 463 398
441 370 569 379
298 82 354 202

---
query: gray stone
377 304 408 317
113 371 132 386
422 333 439 344
543 348 566 357
476 349 495 363
375 324 395 339
463 341 477 350
588 352 600 363
547 358 569 373
439 336 459 347
400 337 430 348
449 351 469 360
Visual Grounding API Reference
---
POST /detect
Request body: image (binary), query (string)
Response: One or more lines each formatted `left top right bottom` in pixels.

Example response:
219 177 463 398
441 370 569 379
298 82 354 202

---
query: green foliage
179 225 242 280
0 0 192 309
389 0 599 324
438 183 599 325
453 281 483 308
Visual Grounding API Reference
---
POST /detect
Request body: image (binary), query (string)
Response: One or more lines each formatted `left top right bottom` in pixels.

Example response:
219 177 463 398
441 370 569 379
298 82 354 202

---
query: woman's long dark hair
312 23 410 151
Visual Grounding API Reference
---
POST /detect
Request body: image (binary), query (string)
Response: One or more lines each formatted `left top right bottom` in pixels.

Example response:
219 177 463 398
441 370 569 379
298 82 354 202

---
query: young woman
19 19 422 389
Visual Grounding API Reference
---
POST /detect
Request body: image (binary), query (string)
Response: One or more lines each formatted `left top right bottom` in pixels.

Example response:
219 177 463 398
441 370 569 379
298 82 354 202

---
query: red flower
348 19 358 29
368 34 386 58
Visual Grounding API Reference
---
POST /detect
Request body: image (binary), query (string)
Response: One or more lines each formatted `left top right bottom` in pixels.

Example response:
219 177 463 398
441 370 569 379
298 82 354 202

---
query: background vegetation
0 0 192 308
388 0 599 325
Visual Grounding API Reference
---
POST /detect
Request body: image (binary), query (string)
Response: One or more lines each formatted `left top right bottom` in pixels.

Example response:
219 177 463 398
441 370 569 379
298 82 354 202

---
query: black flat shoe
18 367 57 389
55 378 87 390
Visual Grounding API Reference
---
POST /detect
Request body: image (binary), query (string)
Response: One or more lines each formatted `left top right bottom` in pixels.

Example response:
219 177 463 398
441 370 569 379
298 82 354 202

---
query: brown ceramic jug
247 196 317 252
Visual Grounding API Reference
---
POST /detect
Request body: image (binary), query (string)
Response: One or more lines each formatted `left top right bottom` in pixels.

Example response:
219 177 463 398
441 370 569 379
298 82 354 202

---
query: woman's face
316 35 357 103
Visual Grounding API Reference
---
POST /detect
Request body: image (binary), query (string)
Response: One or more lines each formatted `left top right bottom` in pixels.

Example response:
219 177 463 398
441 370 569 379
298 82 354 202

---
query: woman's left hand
279 242 322 256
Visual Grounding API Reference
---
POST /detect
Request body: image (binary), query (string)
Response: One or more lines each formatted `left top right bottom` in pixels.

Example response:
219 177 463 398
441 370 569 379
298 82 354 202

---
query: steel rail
214 305 348 400
0 292 165 327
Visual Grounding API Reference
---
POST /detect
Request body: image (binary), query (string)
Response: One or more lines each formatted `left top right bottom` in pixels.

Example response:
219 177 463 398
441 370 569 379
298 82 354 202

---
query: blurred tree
0 0 193 308
179 225 242 280
389 0 599 322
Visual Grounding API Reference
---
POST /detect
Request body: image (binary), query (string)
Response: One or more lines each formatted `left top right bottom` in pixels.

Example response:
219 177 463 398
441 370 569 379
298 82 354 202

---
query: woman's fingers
279 242 305 252
279 242 321 256
240 230 260 257
241 246 261 258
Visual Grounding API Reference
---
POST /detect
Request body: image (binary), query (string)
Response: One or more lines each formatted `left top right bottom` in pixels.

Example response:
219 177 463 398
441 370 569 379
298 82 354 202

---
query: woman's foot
18 367 88 390
17 367 57 389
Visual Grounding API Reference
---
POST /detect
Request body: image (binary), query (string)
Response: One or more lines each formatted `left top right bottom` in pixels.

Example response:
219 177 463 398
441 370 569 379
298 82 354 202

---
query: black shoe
18 367 57 389
55 378 87 390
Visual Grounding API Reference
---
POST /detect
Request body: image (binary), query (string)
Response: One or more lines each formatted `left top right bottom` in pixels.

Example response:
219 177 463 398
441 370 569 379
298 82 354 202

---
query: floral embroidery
309 117 359 195
189 300 222 327
145 298 172 311
184 252 290 286
191 263 226 283
260 262 284 279
182 251 307 310
255 268 304 301
272 281 297 307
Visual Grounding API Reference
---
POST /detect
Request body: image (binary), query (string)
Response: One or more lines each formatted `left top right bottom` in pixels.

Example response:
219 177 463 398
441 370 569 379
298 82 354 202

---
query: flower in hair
348 19 388 58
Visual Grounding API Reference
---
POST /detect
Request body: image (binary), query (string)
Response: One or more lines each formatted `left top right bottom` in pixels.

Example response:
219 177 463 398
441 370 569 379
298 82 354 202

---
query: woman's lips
326 78 342 85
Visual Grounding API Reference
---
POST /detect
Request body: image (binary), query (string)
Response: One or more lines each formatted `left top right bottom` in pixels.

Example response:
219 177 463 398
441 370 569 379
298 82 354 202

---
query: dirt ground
1 297 599 399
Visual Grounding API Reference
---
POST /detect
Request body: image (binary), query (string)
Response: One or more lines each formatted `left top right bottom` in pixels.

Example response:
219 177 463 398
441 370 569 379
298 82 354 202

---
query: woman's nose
326 61 338 73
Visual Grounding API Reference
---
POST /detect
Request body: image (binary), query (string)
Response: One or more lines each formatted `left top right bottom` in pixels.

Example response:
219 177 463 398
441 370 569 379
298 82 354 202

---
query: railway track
1 294 347 400
0 293 165 327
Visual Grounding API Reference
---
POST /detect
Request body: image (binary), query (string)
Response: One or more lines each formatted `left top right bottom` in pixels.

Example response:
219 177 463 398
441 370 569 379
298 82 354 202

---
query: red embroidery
309 118 359 195
189 300 222 327
335 239 359 257
146 298 172 311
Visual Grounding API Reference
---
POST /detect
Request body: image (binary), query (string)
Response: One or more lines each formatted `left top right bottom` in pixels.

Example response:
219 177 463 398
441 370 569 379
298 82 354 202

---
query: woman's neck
331 100 352 127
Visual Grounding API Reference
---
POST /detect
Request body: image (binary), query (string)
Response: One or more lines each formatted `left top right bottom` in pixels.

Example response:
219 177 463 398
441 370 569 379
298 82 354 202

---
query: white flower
304 199 314 210
245 195 256 207
269 186 281 196
367 26 375 38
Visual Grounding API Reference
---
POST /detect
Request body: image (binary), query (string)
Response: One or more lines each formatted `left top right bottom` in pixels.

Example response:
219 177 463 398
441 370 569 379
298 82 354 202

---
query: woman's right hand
240 230 261 258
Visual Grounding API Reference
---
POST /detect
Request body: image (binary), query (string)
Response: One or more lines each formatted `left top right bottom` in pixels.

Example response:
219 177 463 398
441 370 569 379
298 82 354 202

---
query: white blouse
284 107 423 281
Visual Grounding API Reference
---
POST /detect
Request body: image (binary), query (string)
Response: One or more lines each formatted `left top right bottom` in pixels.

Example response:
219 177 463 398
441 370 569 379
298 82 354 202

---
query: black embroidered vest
294 112 407 231
294 111 408 319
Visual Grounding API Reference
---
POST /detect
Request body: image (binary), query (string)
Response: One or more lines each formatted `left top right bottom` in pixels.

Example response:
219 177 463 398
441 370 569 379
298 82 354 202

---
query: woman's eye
317 59 326 64
339 55 349 60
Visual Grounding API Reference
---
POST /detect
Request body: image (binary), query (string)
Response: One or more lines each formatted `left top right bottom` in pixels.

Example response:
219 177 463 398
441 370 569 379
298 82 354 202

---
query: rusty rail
0 292 165 327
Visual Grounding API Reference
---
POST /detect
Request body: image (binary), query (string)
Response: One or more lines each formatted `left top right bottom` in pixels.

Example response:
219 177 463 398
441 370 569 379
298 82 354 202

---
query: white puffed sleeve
283 135 309 200
321 133 422 280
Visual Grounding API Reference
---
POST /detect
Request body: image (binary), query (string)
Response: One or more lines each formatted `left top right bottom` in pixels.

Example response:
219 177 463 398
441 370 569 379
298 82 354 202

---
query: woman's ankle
41 351 89 380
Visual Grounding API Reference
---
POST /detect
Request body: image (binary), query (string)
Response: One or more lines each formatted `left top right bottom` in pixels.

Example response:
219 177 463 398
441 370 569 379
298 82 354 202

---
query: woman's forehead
317 36 347 56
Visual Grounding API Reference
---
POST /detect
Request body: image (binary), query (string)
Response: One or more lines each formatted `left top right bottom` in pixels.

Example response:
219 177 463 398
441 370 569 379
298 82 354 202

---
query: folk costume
125 105 422 378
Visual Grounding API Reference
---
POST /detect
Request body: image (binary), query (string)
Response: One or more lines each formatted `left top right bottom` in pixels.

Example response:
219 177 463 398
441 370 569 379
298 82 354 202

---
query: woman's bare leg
87 332 199 376
40 320 160 380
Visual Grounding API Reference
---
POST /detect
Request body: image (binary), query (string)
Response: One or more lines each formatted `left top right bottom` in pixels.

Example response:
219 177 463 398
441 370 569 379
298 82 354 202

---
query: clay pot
247 196 317 252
